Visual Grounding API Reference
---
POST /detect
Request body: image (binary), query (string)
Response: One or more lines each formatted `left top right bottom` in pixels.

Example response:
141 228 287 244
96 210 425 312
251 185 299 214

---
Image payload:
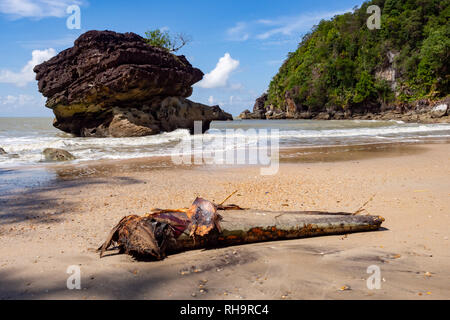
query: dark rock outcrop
239 93 268 119
0 147 6 155
34 30 232 137
253 93 268 118
240 93 450 123
238 109 251 119
43 148 76 161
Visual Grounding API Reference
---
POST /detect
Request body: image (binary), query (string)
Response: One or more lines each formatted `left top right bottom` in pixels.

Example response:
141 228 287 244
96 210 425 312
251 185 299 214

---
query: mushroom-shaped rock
34 30 232 137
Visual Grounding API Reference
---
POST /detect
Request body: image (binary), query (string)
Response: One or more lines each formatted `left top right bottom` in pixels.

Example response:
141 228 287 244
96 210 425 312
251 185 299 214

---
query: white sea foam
0 118 449 167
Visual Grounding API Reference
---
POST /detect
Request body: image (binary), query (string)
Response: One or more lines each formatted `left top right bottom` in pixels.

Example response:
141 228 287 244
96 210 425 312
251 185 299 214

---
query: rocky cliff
34 30 232 137
240 0 449 123
239 93 449 123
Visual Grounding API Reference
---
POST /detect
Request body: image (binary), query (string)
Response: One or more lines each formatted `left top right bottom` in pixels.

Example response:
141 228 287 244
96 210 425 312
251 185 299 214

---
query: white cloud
0 48 56 87
0 0 83 19
208 96 215 105
226 9 349 42
0 94 42 107
196 53 240 89
226 22 249 41
1 95 19 105
255 11 347 40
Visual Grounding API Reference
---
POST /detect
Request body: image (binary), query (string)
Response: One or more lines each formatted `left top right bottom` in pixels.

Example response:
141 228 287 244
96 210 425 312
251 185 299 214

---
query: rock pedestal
34 30 232 137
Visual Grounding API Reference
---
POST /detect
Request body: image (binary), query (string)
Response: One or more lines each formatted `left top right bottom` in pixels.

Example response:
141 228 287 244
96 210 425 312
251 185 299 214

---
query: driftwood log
166 210 384 254
99 197 384 260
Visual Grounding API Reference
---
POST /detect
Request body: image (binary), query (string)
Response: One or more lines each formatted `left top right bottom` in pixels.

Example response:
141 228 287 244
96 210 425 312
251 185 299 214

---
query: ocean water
0 117 449 168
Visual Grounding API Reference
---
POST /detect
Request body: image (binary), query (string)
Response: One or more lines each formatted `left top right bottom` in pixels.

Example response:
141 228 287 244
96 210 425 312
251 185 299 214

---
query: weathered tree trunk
99 197 385 260
166 210 384 253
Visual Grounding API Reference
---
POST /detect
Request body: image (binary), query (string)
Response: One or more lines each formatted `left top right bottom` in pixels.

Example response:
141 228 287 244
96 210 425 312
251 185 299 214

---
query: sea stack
34 30 232 137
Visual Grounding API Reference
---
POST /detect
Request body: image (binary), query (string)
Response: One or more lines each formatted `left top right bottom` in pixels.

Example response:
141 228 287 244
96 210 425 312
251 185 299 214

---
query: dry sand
0 142 449 299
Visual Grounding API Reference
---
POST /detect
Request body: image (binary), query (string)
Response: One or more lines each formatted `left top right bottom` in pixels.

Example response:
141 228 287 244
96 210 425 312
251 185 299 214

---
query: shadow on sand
0 167 146 227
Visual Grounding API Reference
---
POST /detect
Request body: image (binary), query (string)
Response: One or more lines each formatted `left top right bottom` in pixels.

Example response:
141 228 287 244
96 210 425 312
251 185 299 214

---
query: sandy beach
0 142 449 300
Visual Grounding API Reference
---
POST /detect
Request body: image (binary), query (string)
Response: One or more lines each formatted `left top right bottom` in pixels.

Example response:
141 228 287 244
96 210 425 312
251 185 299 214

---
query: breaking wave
0 118 449 167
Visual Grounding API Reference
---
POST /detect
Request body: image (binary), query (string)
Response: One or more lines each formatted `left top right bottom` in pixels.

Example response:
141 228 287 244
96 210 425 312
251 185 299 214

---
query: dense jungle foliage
266 0 450 112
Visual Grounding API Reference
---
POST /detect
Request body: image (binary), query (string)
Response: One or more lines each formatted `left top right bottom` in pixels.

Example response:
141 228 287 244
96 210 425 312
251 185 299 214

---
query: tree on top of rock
144 29 191 53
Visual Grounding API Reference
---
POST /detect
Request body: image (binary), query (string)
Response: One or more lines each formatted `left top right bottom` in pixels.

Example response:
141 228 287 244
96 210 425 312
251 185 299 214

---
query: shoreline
1 118 450 171
2 136 449 172
0 141 449 299
239 109 450 124
1 139 448 196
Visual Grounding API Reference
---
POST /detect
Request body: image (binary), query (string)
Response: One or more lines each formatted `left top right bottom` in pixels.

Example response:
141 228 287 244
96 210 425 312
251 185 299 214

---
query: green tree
417 26 450 94
354 71 377 103
265 0 449 112
144 29 191 53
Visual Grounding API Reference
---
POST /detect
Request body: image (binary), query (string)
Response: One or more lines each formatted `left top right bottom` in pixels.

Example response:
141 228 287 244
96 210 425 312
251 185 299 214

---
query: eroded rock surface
240 93 450 123
34 30 232 137
43 148 76 161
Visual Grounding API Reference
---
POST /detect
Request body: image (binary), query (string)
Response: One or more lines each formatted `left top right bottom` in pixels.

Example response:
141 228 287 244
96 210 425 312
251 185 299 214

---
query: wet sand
0 142 449 299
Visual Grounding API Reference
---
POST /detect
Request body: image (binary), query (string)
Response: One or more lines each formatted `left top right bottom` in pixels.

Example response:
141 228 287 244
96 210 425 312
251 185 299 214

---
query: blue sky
0 0 365 117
